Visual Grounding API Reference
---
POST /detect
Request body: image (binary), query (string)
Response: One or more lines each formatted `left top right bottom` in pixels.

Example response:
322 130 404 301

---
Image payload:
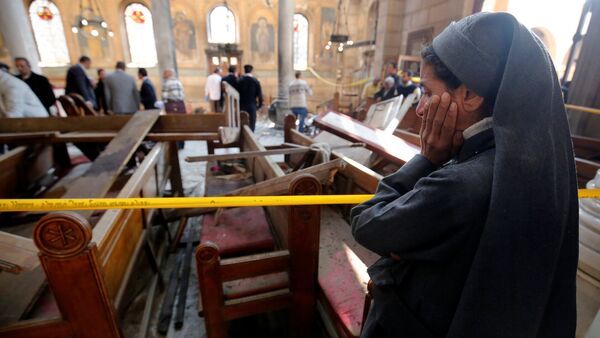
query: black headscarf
432 12 578 337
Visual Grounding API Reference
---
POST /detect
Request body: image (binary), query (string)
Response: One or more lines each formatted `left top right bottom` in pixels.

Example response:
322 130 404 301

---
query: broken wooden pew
0 111 185 338
285 113 383 338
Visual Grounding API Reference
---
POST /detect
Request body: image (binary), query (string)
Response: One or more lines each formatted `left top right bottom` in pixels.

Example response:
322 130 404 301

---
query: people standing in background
288 71 312 132
103 61 140 115
94 69 108 114
361 77 381 100
220 65 238 109
205 67 222 112
161 68 186 149
14 57 55 115
222 65 238 90
237 64 264 132
0 64 47 118
65 56 96 109
138 68 157 110
385 62 400 87
161 68 185 103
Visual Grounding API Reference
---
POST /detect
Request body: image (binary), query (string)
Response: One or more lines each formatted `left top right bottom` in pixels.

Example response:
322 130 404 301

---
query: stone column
151 0 178 76
274 0 294 125
372 0 405 78
0 0 41 73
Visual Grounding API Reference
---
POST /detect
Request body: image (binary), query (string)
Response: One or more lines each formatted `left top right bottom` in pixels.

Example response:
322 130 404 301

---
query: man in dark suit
222 65 238 90
14 57 55 115
94 68 108 114
65 56 96 108
138 68 157 110
237 64 263 131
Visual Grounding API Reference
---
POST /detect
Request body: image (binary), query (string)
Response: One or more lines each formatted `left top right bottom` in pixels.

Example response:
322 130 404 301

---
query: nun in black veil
351 12 578 338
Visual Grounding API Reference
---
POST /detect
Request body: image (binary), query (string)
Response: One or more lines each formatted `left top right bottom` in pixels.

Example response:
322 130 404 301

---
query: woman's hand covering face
419 92 463 166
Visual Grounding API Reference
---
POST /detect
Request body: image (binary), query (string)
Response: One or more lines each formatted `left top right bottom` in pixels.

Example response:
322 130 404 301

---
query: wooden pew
284 114 381 338
68 93 99 116
0 112 190 337
196 174 321 338
0 139 176 337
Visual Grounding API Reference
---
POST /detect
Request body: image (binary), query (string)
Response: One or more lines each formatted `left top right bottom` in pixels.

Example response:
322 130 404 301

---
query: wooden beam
186 147 312 162
0 132 59 144
0 113 227 134
63 110 161 219
220 250 290 282
157 251 183 334
174 226 194 329
223 289 291 320
0 318 73 338
0 232 38 274
92 143 165 252
0 132 220 144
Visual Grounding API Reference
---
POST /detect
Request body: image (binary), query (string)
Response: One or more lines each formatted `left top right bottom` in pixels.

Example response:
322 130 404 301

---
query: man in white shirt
0 64 47 118
205 67 222 112
288 71 313 132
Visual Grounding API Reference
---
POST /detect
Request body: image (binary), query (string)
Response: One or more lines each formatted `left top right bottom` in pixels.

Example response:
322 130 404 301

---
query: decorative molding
197 241 220 262
34 212 92 258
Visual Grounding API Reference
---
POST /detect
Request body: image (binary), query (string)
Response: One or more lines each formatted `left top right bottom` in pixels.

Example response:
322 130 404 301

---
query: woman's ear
462 87 485 113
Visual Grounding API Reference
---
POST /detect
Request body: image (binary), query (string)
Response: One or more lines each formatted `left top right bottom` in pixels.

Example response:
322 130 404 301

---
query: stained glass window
28 0 70 67
293 14 309 70
208 6 236 44
124 3 157 67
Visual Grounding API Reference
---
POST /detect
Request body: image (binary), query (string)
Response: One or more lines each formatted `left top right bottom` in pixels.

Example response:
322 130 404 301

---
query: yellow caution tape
565 104 600 115
578 189 600 199
0 195 374 212
307 67 370 88
0 190 598 212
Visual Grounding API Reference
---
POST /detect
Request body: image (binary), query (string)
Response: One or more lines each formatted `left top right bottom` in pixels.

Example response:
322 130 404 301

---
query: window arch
28 0 70 66
208 6 236 44
124 3 158 66
293 14 309 70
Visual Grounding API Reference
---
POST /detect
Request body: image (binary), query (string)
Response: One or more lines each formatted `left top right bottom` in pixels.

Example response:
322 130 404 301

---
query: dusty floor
122 115 293 338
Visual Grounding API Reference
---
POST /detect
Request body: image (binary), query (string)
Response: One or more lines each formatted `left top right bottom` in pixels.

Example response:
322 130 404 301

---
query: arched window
208 6 236 44
124 3 158 66
293 14 308 70
28 0 70 66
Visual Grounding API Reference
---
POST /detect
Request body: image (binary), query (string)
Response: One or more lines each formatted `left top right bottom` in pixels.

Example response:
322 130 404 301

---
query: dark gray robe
352 129 495 337
352 12 578 338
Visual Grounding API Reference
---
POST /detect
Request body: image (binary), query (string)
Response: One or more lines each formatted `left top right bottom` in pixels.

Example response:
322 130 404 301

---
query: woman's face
416 62 483 132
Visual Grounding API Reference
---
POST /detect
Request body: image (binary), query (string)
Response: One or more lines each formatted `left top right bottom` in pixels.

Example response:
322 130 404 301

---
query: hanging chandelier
71 0 114 39
324 0 353 53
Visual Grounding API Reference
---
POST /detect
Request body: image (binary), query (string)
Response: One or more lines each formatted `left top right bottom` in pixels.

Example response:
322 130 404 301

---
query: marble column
274 0 294 125
151 0 178 76
0 0 41 73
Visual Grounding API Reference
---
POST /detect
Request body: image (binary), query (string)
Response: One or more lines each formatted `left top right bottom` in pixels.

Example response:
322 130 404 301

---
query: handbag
164 100 186 114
